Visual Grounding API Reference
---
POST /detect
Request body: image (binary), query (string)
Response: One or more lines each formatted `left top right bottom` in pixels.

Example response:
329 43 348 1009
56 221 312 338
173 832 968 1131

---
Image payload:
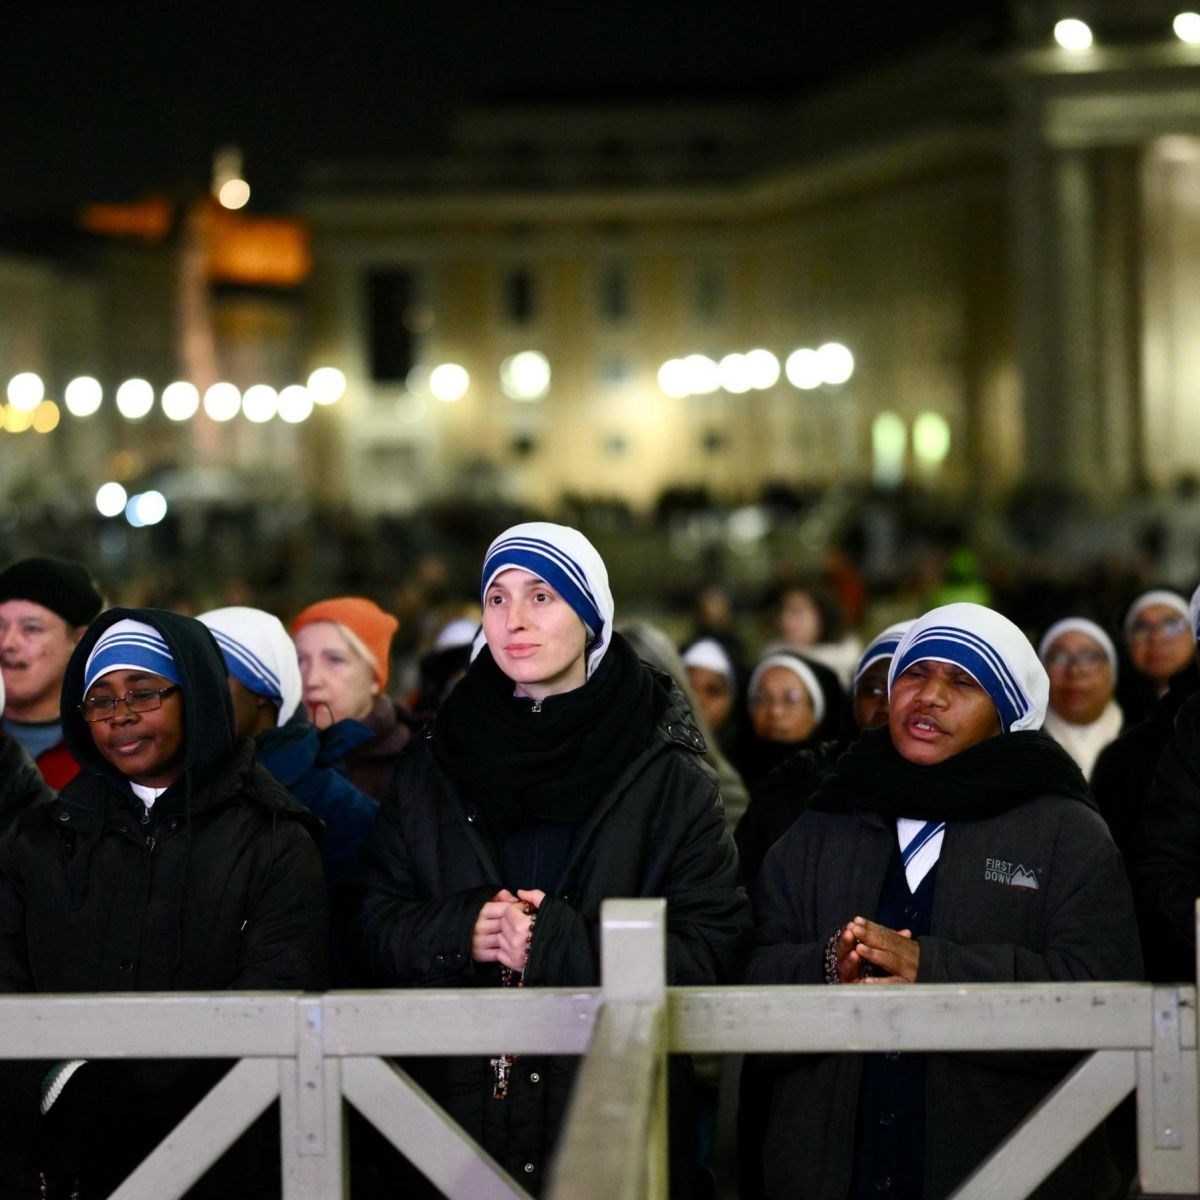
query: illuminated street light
203 382 241 422
817 342 855 386
307 367 346 405
31 401 59 433
161 381 200 421
7 372 44 412
429 363 470 403
657 359 691 398
278 385 313 424
115 379 155 419
680 354 720 396
218 179 251 210
126 490 168 528
913 412 952 467
1175 11 1200 42
500 351 551 402
242 384 279 423
64 376 103 417
719 353 753 395
96 482 128 517
745 348 781 390
1053 18 1093 50
785 348 823 390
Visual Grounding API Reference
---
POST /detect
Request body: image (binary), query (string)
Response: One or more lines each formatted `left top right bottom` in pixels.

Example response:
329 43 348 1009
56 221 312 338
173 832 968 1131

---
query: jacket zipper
531 699 543 713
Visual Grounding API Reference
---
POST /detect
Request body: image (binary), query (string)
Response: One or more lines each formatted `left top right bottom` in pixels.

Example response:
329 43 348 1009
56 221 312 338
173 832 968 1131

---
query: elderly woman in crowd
354 522 750 1197
1038 617 1123 781
734 649 845 790
745 602 1141 1200
1120 589 1195 721
291 595 413 803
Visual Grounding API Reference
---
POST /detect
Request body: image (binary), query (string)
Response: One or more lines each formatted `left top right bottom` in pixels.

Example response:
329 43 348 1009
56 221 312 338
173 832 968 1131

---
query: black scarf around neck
808 725 1094 822
433 631 664 835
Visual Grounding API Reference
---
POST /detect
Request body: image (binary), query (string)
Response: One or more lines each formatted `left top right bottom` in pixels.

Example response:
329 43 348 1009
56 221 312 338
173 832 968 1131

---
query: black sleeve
1130 694 1200 971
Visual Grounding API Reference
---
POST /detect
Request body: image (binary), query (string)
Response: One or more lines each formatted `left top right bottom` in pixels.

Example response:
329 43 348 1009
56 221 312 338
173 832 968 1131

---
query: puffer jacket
0 607 329 1200
353 681 752 1195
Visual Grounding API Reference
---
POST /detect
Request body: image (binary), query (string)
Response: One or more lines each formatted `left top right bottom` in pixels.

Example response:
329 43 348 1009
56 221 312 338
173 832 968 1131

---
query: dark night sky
4 3 1001 218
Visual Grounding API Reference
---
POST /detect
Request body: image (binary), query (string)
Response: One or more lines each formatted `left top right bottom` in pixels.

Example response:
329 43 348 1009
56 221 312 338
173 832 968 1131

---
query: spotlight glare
718 353 753 395
499 351 551 401
218 179 251 210
126 490 168 528
242 384 279 423
785 348 823 390
278 384 314 424
1175 11 1200 42
161 381 200 421
745 348 781 390
115 378 155 420
96 482 128 517
657 359 691 398
64 376 103 417
6 372 44 412
203 382 242 422
307 367 346 405
1053 17 1093 50
680 354 720 396
429 363 470 403
817 342 855 386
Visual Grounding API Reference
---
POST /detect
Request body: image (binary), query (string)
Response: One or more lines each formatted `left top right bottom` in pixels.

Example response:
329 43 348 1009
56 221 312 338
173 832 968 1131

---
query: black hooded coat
0 608 329 1199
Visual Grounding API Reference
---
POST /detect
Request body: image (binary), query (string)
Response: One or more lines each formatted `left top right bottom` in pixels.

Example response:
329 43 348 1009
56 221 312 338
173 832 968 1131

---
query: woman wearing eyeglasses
0 608 328 1198
733 650 846 791
1123 590 1195 711
1038 618 1123 782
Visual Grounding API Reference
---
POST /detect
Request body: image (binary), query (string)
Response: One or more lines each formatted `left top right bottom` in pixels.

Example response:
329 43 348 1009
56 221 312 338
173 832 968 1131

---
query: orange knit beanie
291 597 399 690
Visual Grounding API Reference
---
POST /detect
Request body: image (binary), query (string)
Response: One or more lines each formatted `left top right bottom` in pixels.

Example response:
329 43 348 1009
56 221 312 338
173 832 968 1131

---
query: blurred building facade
3 1 1200 527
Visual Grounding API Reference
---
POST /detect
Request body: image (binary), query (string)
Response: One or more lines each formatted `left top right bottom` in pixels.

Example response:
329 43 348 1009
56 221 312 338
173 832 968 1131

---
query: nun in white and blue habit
745 602 1142 1200
353 522 751 1196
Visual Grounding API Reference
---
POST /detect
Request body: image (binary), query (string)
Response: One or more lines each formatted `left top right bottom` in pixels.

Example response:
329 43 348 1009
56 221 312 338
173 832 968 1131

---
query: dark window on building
598 263 632 324
366 268 418 383
504 266 538 325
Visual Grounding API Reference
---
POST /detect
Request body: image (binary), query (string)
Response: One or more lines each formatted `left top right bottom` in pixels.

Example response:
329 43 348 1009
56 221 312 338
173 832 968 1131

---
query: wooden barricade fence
0 898 1195 1200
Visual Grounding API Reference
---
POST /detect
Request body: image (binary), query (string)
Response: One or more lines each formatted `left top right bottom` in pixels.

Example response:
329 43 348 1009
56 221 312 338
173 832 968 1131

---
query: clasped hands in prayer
834 916 920 984
472 889 545 970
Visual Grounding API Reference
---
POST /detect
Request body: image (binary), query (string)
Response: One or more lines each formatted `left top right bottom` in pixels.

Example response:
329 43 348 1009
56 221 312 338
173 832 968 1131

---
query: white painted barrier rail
0 899 1195 1199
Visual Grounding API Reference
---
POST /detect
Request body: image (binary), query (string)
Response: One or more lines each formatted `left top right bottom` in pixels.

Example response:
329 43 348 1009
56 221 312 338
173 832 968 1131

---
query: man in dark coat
0 607 328 1199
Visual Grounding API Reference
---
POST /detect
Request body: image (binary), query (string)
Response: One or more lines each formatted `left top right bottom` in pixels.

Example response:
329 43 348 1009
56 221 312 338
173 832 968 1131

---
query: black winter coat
746 795 1141 1200
1131 690 1200 981
353 686 752 1195
0 734 54 834
0 608 329 1200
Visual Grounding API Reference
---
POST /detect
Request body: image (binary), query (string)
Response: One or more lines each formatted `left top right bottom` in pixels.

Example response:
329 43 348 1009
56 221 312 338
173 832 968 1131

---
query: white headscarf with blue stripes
83 619 182 692
887 602 1048 733
481 522 614 679
198 607 303 726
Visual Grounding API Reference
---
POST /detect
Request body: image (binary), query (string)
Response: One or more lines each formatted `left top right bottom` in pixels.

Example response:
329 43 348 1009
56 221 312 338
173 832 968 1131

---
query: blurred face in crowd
778 588 822 648
852 659 892 731
0 600 85 722
294 621 378 729
483 568 589 702
687 665 733 733
1127 604 1194 689
1045 631 1115 726
228 676 277 740
83 669 186 788
750 666 817 744
889 658 1001 766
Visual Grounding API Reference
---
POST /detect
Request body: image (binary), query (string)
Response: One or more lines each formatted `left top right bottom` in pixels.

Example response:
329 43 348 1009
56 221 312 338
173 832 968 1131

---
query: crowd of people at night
0 525 1197 1200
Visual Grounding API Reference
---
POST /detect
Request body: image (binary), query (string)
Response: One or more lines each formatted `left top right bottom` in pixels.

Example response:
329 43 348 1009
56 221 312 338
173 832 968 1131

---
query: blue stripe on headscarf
83 627 182 692
892 626 1027 731
208 628 283 704
481 535 604 643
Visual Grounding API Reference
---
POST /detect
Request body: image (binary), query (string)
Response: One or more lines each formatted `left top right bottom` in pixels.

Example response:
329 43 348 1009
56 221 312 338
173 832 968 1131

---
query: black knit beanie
0 556 103 627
